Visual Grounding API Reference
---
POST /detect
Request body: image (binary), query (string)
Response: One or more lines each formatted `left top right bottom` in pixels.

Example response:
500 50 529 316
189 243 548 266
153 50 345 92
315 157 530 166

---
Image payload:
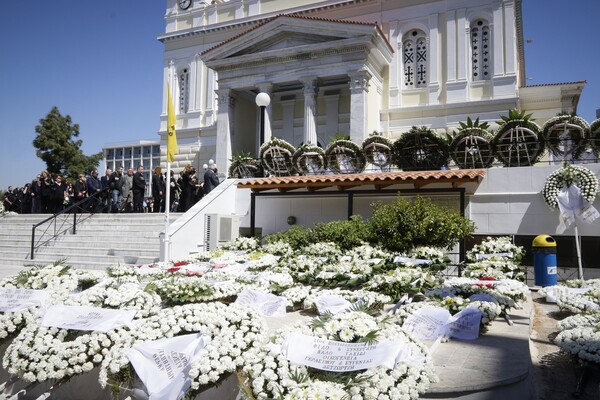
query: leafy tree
33 107 103 180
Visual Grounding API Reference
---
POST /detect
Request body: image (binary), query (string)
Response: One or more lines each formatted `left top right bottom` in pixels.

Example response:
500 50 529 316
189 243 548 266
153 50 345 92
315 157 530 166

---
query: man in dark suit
203 165 220 195
132 165 147 213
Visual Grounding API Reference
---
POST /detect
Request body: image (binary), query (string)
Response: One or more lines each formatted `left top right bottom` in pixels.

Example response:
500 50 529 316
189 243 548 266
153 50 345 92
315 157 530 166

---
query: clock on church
178 0 192 10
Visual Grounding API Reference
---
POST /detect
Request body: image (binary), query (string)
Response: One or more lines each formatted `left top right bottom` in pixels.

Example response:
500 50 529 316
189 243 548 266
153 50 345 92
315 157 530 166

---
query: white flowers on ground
466 236 525 264
99 303 266 397
240 311 437 400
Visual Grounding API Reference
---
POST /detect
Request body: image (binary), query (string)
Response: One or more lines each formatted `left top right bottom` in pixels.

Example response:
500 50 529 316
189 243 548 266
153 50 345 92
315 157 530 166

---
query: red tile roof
236 169 486 192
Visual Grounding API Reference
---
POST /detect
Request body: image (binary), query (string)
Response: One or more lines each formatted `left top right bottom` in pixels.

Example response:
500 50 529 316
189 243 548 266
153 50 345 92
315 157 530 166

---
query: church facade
157 0 583 175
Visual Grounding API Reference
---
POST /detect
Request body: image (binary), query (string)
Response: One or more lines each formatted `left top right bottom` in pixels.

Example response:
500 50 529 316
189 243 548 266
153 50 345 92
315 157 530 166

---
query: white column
446 10 457 82
205 68 216 126
324 93 340 144
493 6 504 77
257 83 273 143
428 13 440 105
301 79 318 145
281 98 296 143
215 88 235 176
456 8 467 81
389 21 401 107
348 69 371 144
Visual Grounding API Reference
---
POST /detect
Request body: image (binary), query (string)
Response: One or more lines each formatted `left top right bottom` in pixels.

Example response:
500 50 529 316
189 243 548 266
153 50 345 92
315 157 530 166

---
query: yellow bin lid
532 235 556 247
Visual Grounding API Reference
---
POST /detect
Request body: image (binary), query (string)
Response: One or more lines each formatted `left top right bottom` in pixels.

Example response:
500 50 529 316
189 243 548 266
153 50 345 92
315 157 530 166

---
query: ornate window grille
471 19 491 80
403 30 427 88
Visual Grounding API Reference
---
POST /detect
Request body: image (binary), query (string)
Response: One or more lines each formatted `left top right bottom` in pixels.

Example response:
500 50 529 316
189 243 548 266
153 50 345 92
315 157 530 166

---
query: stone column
215 88 235 176
204 68 216 126
257 83 273 144
348 69 371 144
301 78 318 145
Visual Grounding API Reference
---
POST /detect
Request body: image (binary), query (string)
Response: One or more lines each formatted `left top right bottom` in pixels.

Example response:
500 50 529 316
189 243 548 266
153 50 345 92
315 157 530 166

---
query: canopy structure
237 169 486 260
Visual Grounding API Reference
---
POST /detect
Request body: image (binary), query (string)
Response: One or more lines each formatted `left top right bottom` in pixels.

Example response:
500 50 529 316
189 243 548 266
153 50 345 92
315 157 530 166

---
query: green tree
33 107 103 180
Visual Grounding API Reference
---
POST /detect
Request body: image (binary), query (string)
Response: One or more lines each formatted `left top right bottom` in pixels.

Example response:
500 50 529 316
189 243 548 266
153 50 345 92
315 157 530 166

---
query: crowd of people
2 162 220 215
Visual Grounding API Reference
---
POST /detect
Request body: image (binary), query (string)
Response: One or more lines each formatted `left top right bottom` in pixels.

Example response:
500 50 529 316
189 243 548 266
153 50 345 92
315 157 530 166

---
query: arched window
403 29 427 88
471 19 491 80
178 68 190 113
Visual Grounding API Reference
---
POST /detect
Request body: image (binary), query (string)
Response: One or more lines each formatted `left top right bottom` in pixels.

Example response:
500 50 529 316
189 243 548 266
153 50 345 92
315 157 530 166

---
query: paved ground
530 289 600 400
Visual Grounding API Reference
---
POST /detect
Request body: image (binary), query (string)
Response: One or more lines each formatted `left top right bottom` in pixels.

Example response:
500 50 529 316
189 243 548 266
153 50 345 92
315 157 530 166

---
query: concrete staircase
0 213 182 279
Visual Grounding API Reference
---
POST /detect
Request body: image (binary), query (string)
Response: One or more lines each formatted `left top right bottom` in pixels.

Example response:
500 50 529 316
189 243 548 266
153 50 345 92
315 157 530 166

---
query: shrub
368 196 474 253
313 215 371 250
263 225 313 250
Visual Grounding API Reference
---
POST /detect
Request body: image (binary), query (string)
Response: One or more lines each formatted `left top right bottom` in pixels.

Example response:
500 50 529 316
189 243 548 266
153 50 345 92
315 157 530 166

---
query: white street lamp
255 92 271 145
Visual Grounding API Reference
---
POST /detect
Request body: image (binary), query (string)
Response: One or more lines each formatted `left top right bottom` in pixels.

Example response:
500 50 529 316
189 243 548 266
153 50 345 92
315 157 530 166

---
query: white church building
155 0 598 271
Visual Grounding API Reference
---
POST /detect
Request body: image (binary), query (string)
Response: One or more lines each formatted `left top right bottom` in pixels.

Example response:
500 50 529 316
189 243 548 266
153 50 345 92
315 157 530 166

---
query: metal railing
30 190 107 260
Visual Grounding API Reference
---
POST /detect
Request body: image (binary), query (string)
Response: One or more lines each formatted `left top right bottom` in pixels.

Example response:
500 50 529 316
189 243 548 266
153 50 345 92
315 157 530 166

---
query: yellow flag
167 85 179 163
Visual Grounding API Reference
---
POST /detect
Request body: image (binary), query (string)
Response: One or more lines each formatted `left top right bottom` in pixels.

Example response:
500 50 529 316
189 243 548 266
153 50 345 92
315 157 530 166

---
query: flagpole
163 61 175 263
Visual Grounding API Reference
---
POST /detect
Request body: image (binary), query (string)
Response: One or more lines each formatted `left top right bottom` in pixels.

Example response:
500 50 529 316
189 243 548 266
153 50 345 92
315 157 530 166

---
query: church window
179 68 190 113
403 30 427 88
471 19 491 80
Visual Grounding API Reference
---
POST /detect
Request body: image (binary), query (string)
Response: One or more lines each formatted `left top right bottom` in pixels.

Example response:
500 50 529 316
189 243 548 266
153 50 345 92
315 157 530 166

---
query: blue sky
0 0 598 189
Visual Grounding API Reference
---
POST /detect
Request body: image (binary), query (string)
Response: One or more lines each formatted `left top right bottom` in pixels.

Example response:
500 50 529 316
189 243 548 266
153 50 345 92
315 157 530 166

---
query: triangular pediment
231 31 346 57
202 15 391 64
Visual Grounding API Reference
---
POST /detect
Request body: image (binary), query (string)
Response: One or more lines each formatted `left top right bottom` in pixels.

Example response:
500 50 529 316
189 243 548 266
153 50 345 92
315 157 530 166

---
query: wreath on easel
324 136 366 174
292 144 326 175
541 164 599 209
259 138 296 177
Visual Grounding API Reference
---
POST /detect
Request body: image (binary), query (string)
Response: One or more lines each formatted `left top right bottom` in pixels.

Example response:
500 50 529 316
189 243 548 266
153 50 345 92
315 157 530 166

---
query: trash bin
532 235 557 287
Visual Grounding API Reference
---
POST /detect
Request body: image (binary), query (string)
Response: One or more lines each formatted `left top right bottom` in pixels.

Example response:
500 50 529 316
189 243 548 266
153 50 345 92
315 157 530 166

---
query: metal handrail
30 190 107 260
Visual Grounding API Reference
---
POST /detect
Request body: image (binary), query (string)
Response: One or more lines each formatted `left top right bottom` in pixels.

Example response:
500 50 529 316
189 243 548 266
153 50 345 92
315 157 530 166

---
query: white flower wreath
239 311 437 400
99 303 266 397
542 164 599 208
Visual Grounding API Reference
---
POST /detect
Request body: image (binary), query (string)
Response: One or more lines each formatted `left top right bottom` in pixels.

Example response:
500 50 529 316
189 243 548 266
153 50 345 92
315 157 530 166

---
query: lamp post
255 92 271 145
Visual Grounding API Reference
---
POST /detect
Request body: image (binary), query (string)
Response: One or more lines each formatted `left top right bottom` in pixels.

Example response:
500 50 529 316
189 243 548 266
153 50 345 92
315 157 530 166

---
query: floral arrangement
260 241 294 259
220 236 261 252
260 137 296 177
492 109 544 167
393 126 450 171
392 297 501 329
346 244 392 262
0 306 38 342
65 280 162 318
555 311 600 364
280 284 316 309
466 236 525 263
408 246 452 273
554 288 600 313
590 118 600 157
362 133 394 170
3 322 132 384
541 164 599 209
150 276 241 305
450 118 495 169
292 144 327 175
228 151 261 179
462 259 525 281
300 241 342 259
99 303 266 397
239 311 437 399
235 271 295 294
542 114 589 160
245 253 282 272
302 288 392 313
324 138 366 174
427 278 529 314
364 267 437 300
